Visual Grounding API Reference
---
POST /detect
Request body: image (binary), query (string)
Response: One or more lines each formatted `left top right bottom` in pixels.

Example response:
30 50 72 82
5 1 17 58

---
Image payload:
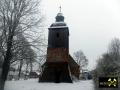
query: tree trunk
0 35 13 90
24 63 29 80
30 59 33 73
18 60 23 80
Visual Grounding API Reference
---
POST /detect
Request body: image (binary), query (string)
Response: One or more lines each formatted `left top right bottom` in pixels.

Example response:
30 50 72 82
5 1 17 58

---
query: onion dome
50 6 68 28
55 13 64 22
50 13 67 28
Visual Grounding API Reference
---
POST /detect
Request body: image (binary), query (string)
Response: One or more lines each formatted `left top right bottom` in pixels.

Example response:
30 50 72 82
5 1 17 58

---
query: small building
80 70 92 80
29 71 39 78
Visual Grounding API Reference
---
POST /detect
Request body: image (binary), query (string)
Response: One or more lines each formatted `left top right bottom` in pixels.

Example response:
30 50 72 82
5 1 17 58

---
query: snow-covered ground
5 79 94 90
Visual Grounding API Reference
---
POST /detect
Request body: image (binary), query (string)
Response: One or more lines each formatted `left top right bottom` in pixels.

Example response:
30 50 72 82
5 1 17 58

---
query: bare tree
93 38 120 90
108 38 120 62
11 33 37 80
108 38 120 78
73 50 88 71
0 0 44 90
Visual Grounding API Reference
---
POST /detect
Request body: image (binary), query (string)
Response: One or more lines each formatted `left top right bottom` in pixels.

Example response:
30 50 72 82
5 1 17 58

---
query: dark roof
55 13 64 22
50 22 67 27
41 55 79 67
29 72 38 76
49 12 67 28
68 55 79 67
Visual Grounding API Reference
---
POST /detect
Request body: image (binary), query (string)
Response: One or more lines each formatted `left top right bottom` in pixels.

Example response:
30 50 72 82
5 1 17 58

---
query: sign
99 77 118 88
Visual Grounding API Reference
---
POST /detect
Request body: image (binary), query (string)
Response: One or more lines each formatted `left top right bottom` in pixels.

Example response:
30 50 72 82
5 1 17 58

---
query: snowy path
5 79 94 90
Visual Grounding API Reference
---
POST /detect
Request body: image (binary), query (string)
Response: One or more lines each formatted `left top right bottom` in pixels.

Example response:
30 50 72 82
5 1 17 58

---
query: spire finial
59 6 61 12
56 6 64 22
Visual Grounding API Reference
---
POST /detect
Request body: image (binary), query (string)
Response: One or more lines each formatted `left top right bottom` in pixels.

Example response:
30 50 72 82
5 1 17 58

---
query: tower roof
50 7 67 28
50 22 67 27
55 6 64 22
55 12 64 22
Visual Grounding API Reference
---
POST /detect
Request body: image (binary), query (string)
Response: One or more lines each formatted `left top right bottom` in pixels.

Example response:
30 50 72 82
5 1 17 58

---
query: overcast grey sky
41 0 120 70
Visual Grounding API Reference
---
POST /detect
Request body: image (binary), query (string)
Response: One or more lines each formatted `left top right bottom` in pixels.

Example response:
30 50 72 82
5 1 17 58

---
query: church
39 9 80 83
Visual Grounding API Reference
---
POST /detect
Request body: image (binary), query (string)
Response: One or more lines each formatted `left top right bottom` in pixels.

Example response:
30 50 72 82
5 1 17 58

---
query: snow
49 26 68 29
5 79 94 90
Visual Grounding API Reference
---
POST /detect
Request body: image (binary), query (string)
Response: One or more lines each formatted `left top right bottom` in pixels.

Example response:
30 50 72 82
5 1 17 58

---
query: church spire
55 6 64 22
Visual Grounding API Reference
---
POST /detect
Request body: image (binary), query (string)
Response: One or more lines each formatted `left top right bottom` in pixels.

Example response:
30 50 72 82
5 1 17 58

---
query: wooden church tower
39 9 80 83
